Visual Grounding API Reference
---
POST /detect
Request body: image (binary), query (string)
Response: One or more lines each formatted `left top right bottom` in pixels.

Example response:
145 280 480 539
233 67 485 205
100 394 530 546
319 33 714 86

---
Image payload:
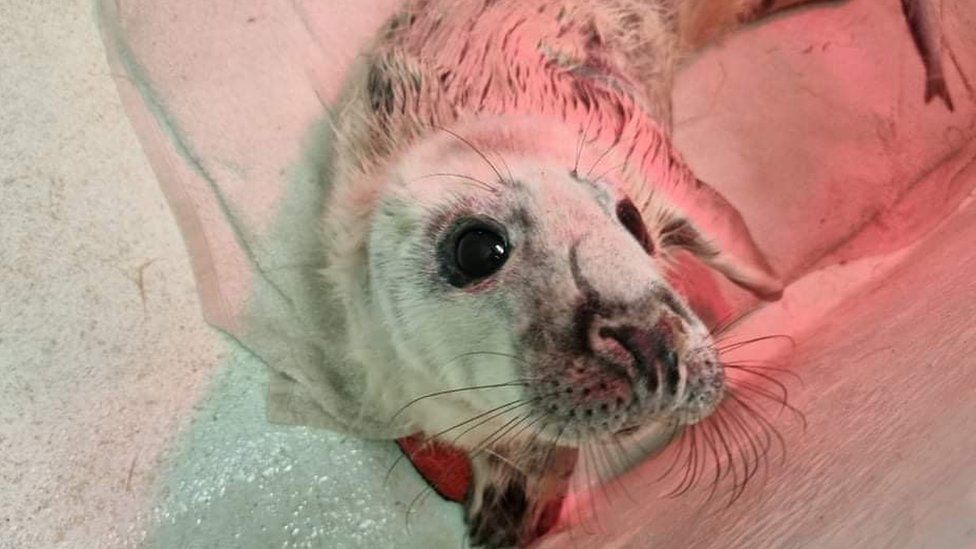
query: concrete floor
2 0 974 548
1 0 222 546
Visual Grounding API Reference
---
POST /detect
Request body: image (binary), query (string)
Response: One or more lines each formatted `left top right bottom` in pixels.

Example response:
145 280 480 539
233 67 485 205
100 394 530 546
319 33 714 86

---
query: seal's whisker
699 407 744 505
707 412 739 490
571 442 596 536
588 441 611 487
692 422 709 493
714 412 750 506
731 379 807 431
466 413 536 472
724 360 805 386
741 402 775 494
445 399 541 449
591 162 627 186
636 178 656 216
447 350 533 366
725 367 792 404
572 112 594 177
413 172 499 193
708 308 760 337
724 360 801 374
388 380 533 424
435 125 507 184
696 420 725 504
594 440 633 515
724 393 774 458
436 388 562 450
385 397 530 485
666 421 700 497
495 149 515 184
723 358 792 369
506 414 548 455
585 140 617 180
654 419 688 483
728 392 790 465
583 441 611 535
473 413 531 455
720 405 762 505
591 440 630 506
708 310 741 336
731 397 776 496
729 378 803 422
480 413 549 469
580 443 607 528
713 412 742 485
567 461 591 541
404 480 434 530
715 333 797 354
540 423 566 474
602 437 639 502
682 423 704 495
667 423 693 491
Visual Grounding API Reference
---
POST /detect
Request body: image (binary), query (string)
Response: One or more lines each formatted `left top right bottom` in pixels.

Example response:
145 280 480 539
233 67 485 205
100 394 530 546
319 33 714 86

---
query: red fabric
396 434 472 503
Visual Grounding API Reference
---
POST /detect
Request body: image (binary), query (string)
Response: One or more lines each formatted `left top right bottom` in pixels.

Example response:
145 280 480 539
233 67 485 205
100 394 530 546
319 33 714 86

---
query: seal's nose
590 322 681 394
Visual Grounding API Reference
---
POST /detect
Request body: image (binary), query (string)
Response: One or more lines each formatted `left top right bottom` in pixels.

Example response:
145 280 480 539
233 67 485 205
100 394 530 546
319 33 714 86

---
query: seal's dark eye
616 198 654 255
455 227 509 278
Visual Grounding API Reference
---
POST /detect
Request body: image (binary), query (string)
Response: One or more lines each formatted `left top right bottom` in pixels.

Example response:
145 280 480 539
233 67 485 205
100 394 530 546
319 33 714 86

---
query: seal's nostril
596 325 661 386
660 347 680 393
593 326 638 370
661 349 678 372
591 323 686 399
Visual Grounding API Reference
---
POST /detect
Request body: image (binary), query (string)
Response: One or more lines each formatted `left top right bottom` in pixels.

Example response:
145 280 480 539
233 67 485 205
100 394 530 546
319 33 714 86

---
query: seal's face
364 122 723 448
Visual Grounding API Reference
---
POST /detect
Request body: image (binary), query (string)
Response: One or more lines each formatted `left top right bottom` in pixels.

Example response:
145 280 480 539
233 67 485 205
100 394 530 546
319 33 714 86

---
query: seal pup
322 0 951 546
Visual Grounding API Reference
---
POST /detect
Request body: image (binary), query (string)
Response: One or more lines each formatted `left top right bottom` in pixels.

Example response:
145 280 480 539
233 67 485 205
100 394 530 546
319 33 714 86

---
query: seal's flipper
679 0 955 111
652 174 785 302
900 0 955 110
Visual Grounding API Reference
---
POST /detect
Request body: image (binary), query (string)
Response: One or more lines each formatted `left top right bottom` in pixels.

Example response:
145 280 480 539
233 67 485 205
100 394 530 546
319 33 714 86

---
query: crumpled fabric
97 0 976 440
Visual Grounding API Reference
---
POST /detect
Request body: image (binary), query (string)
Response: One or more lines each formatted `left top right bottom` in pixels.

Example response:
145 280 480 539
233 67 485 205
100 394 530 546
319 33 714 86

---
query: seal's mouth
524 344 726 447
613 424 641 436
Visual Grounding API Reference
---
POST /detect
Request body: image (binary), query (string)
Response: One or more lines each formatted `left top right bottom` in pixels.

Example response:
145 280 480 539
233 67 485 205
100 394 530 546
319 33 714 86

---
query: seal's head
324 115 779 449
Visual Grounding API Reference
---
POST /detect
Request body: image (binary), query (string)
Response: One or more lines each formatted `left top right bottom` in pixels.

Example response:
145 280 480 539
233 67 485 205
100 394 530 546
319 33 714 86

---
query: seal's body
324 0 951 546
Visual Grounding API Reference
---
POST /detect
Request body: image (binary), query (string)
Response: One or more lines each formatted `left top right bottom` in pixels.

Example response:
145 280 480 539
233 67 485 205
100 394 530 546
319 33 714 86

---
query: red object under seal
396 434 472 503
